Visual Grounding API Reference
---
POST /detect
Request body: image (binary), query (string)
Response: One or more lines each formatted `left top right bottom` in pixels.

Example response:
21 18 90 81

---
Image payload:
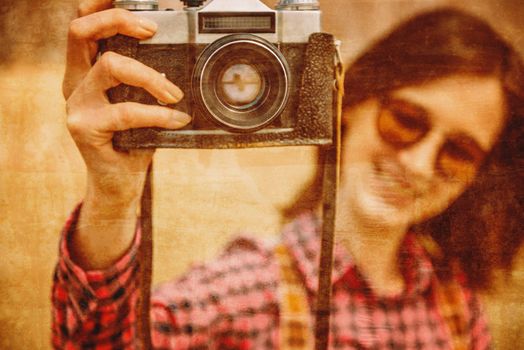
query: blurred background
0 0 523 348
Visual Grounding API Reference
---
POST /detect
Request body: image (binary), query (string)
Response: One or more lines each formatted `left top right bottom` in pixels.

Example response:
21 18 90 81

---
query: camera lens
192 34 290 132
218 63 263 109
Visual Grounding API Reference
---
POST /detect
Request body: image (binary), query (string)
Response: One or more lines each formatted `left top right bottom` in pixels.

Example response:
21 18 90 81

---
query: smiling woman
48 3 524 349
286 9 524 294
332 75 508 301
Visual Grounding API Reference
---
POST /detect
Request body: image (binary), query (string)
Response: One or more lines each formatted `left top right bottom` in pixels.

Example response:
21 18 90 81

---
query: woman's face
339 75 506 227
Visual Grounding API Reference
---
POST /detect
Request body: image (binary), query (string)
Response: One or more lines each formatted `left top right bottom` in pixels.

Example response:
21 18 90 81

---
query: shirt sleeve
51 206 276 350
51 204 141 349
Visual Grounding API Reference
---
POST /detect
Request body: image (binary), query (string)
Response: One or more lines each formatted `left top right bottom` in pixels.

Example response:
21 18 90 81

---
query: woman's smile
370 157 423 207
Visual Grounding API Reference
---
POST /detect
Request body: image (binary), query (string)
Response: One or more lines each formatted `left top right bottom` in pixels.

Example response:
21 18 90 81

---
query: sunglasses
376 96 487 181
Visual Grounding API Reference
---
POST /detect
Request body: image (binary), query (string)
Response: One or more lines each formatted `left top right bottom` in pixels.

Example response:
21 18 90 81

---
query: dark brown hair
283 8 524 290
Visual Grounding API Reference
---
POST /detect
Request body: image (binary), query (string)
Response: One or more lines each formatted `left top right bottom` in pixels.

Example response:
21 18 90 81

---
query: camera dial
276 0 320 10
181 0 205 8
113 0 158 10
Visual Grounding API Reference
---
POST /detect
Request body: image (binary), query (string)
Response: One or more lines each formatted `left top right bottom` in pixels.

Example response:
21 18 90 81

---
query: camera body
102 0 337 149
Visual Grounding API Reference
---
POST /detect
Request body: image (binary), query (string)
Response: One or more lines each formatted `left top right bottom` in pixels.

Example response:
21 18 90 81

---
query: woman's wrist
70 199 139 270
69 181 142 270
82 188 140 222
85 170 146 207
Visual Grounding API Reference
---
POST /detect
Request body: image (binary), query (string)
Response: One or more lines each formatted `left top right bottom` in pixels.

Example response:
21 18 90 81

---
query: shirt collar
282 211 435 300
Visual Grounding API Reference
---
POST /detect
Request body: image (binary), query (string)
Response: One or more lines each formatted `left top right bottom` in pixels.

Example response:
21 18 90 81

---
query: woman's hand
64 0 190 269
65 0 189 203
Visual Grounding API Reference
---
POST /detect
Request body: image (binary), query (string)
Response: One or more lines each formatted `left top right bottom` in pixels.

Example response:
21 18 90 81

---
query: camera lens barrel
192 34 291 132
113 0 158 10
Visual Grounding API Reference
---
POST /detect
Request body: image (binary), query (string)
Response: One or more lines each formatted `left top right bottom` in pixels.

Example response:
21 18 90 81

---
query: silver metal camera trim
134 0 321 45
276 0 320 11
113 0 158 10
195 37 291 131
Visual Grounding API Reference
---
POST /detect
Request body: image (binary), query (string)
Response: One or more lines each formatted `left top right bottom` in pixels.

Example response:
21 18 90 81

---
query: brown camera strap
434 280 470 350
275 243 314 350
313 40 345 350
418 235 471 350
138 164 153 350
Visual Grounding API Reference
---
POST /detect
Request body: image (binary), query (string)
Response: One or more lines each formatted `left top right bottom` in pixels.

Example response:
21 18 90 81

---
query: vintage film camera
103 0 338 149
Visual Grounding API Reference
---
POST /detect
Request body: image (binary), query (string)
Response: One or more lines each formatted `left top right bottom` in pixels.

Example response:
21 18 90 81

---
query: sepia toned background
1 0 523 348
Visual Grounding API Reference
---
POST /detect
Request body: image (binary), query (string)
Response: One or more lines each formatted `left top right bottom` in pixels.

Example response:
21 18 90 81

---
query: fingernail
159 73 184 102
168 112 191 128
138 18 158 33
166 84 184 102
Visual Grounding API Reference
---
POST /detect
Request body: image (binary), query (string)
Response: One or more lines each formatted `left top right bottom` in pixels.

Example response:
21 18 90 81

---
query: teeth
373 160 417 197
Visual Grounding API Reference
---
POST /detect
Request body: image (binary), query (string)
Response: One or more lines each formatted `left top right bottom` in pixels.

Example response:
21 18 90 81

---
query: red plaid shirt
52 207 491 349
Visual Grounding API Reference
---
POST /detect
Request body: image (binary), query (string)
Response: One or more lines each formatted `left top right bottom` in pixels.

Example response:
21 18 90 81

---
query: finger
69 8 157 43
85 51 184 104
102 102 191 131
63 9 157 99
78 0 113 17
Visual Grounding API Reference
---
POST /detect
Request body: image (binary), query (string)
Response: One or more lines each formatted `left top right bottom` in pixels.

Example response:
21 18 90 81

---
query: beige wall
1 0 523 348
